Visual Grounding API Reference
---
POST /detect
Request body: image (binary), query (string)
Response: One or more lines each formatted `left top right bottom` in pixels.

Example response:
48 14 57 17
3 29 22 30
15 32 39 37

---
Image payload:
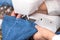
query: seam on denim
16 27 37 40
16 24 37 40
4 20 17 39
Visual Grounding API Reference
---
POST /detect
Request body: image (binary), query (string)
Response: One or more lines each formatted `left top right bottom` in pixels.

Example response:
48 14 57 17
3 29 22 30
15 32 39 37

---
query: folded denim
2 15 37 40
56 32 60 34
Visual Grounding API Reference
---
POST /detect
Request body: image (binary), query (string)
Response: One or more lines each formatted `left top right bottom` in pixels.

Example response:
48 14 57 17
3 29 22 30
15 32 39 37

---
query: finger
33 31 46 40
11 11 16 16
33 32 41 39
35 25 41 31
16 14 22 18
35 25 46 31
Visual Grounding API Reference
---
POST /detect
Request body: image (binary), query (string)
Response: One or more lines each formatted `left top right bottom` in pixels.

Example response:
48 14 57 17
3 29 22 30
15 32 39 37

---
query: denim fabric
56 32 60 34
0 0 12 6
2 15 37 40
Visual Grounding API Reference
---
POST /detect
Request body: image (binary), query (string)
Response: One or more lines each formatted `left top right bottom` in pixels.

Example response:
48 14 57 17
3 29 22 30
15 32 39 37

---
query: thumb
35 25 41 31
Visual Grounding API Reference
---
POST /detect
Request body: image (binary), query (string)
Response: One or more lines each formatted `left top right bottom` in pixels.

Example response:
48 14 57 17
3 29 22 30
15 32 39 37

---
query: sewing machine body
29 13 60 32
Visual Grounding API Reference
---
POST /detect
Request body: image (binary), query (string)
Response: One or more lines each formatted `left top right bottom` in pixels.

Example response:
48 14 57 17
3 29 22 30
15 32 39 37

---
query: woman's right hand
34 25 56 40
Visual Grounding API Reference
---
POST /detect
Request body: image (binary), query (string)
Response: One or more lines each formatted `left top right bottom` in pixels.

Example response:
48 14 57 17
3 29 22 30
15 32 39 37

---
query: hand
34 25 56 40
11 11 22 18
33 31 46 40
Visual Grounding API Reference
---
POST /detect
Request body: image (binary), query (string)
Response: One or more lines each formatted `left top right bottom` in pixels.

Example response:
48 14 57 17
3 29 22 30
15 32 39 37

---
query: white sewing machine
29 13 60 33
12 0 60 33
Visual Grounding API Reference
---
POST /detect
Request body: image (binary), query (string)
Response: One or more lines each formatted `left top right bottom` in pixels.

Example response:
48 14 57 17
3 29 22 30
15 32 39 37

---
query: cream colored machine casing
29 13 60 33
12 0 44 15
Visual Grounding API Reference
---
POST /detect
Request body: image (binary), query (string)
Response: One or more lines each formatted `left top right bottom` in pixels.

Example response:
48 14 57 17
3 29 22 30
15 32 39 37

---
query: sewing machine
29 13 60 33
12 0 60 33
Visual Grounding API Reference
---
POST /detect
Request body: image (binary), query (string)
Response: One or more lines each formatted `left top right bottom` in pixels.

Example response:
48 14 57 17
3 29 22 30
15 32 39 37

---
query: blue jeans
2 15 37 40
